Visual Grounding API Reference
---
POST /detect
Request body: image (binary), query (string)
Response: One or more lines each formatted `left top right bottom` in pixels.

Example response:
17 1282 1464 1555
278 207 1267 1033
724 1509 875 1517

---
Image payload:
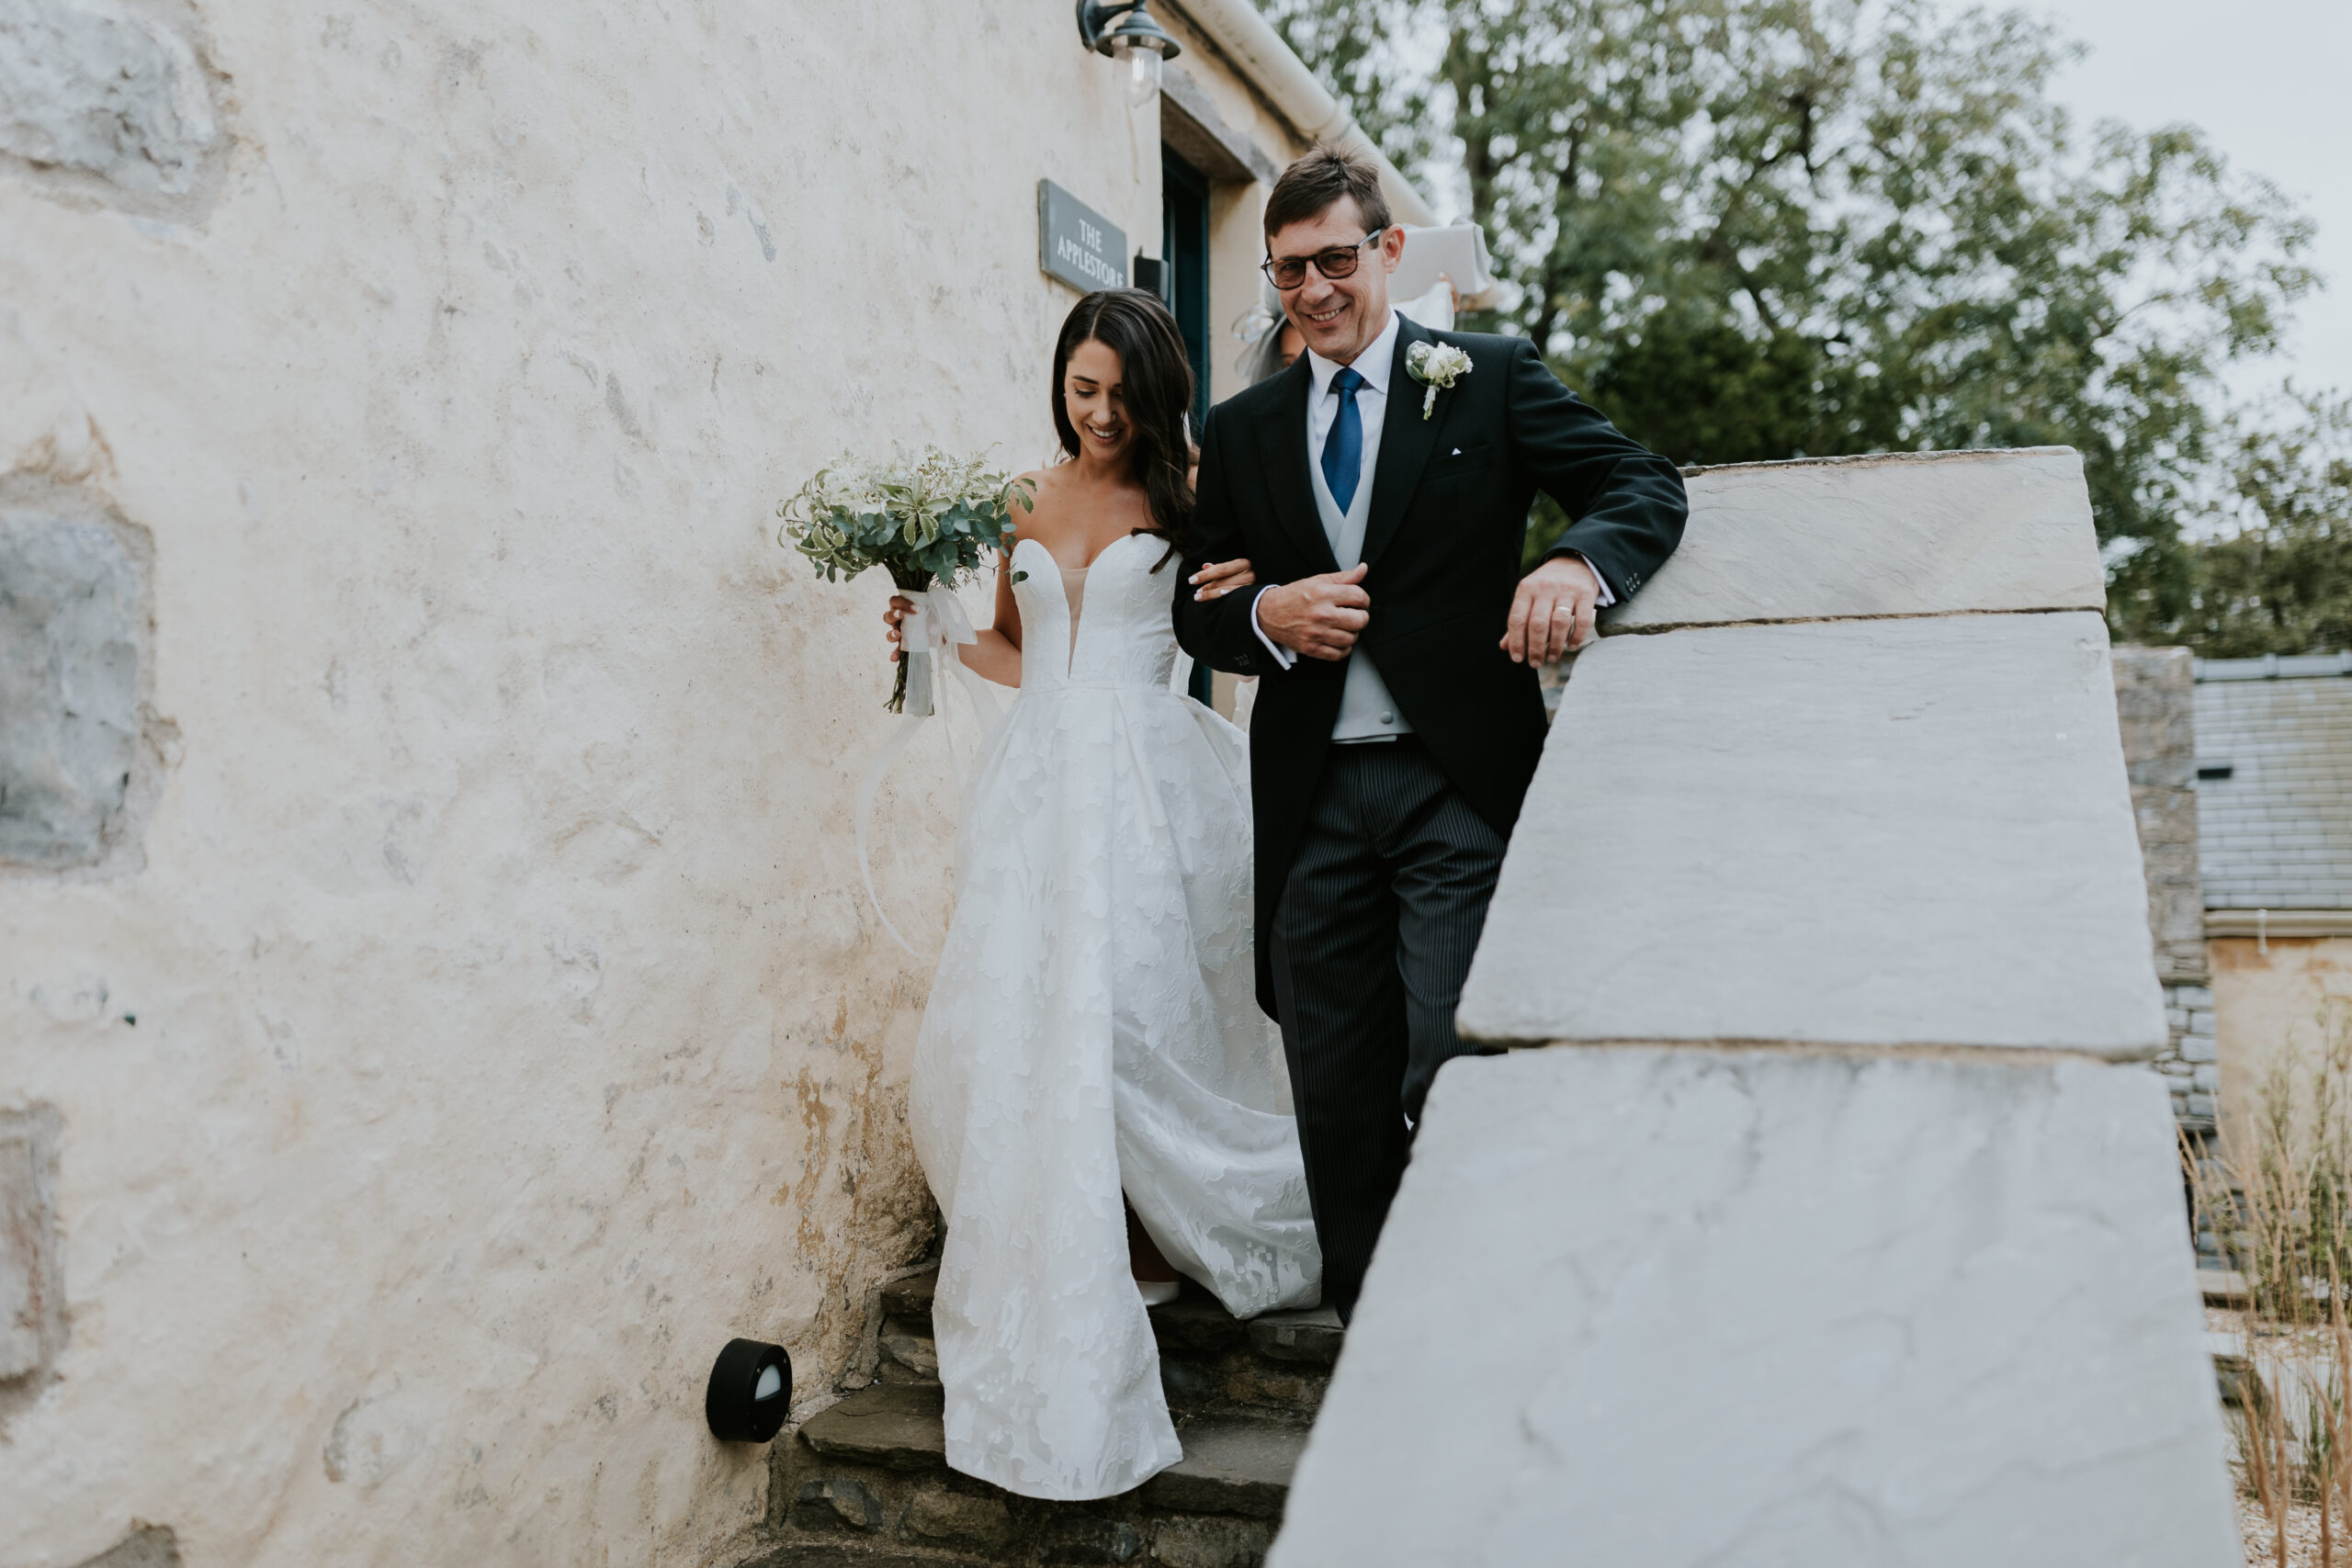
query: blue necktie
1321 367 1365 514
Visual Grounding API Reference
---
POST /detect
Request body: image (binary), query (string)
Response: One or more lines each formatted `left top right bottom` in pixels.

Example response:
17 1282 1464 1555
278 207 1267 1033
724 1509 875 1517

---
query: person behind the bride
879 289 1321 1502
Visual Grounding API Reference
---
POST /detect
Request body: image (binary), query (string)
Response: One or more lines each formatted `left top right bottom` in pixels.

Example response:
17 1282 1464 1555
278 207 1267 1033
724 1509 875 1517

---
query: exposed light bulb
1113 35 1163 107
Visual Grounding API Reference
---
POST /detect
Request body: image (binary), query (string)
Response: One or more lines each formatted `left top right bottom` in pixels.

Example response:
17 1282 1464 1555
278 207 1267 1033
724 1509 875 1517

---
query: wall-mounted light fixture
1078 1 1182 108
705 1337 792 1443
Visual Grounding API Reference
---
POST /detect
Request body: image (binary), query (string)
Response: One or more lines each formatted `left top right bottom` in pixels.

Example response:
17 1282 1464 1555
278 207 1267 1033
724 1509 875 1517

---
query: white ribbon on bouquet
854 585 1002 955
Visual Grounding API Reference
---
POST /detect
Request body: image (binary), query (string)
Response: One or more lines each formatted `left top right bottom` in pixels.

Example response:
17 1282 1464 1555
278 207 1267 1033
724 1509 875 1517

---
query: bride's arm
883 547 1023 687
958 548 1023 686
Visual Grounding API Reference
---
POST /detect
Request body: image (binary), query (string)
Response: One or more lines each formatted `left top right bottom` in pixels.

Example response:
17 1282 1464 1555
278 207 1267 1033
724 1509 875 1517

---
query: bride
883 288 1321 1501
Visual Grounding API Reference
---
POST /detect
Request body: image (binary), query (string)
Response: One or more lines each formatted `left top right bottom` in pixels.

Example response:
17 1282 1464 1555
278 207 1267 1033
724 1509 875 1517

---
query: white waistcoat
1306 439 1412 742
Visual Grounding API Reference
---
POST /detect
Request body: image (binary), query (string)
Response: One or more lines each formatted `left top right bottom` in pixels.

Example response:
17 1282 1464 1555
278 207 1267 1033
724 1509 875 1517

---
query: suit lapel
1361 314 1443 569
1260 356 1339 574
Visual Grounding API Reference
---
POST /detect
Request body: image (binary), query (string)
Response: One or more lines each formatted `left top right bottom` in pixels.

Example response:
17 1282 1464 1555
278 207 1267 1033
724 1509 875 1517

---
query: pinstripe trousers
1267 737 1508 1323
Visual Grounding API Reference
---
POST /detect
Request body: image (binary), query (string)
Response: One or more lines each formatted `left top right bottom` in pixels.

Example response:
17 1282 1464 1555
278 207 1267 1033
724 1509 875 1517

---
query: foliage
777 447 1034 709
778 447 1034 591
2194 997 2352 1560
2114 393 2352 655
1260 0 2330 637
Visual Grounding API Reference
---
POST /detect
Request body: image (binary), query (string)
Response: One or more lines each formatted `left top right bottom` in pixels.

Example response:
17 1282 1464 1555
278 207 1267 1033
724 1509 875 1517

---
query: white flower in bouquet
777 447 1035 711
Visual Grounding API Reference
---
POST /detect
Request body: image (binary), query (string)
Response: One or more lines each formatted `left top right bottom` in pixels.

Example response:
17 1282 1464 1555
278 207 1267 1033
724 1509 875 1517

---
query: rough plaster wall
0 5 1159 1565
2213 936 2352 1154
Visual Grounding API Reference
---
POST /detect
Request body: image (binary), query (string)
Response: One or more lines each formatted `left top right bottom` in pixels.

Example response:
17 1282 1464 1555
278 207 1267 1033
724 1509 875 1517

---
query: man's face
1268 197 1404 367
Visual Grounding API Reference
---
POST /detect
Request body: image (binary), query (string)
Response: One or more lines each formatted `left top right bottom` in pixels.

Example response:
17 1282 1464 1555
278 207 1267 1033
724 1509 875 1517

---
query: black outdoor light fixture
1077 0 1182 107
705 1337 792 1443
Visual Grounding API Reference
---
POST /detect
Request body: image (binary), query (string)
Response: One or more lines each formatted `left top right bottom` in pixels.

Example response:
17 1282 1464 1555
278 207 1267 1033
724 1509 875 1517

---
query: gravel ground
2238 1495 2341 1565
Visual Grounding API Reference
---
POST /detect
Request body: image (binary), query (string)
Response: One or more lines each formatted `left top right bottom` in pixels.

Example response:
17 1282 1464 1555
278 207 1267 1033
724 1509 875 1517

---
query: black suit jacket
1175 314 1688 1016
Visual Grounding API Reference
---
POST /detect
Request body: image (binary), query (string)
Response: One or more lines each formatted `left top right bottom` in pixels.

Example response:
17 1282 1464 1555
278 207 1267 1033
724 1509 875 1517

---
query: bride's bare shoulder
1012 465 1077 540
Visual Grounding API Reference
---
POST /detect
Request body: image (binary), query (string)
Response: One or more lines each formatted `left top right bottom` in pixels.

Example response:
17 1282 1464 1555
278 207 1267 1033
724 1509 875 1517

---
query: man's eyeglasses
1260 231 1386 291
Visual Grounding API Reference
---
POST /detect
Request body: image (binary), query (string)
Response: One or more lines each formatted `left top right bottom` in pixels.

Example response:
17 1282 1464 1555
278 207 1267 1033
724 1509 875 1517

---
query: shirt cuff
1551 548 1616 607
1250 586 1297 671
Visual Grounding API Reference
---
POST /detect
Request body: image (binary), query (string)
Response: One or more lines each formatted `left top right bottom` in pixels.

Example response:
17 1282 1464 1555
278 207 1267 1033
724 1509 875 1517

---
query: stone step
880 1272 1343 1365
798 1384 1307 1514
800 1383 954 1471
764 1382 1306 1566
875 1270 1341 1422
732 1270 1331 1566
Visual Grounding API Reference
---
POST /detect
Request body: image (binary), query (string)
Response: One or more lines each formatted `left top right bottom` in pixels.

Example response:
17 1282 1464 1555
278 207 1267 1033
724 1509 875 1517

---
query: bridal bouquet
779 448 1035 955
777 447 1035 714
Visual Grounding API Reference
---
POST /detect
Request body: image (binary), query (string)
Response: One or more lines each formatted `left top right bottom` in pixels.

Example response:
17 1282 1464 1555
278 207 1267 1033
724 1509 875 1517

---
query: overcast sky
2035 0 2350 403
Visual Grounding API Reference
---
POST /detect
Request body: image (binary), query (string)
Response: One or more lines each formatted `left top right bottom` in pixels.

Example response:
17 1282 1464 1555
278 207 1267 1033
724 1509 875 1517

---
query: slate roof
2193 653 2352 909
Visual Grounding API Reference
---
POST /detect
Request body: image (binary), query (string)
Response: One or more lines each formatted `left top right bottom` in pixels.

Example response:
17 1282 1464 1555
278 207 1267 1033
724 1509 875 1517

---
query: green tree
2122 393 2352 655
1261 0 2324 630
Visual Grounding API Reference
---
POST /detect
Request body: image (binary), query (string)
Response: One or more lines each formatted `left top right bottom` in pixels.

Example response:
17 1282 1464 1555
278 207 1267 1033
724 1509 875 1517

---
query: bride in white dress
883 289 1321 1501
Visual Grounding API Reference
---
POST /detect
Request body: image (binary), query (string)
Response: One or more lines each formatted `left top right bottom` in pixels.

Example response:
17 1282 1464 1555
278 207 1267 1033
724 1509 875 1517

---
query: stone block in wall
1270 1048 2238 1567
1601 448 2105 630
0 503 149 872
0 0 221 216
1 1103 62 1406
2111 645 2207 981
1458 612 2165 1057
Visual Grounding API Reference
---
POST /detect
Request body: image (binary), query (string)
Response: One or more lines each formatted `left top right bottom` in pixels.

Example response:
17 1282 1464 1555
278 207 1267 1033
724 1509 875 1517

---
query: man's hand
1257 564 1370 662
1504 554 1602 665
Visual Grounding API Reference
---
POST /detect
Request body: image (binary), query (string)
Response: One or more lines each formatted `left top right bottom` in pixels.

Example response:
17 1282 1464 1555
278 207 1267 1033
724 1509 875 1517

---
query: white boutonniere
1405 341 1472 420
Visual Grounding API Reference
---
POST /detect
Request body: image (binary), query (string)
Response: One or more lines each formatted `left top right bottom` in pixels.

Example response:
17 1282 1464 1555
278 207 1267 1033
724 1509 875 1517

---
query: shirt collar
1306 309 1399 400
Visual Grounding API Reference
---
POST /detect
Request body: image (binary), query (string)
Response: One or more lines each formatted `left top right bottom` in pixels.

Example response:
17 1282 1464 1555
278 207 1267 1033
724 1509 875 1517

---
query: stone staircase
739 1269 1341 1567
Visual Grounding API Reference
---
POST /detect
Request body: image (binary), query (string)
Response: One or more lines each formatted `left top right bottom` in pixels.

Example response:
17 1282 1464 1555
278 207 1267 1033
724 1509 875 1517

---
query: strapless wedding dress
908 531 1321 1501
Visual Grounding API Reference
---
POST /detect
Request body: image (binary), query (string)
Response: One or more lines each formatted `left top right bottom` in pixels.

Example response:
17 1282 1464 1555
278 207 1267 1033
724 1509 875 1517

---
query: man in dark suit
1175 146 1687 1322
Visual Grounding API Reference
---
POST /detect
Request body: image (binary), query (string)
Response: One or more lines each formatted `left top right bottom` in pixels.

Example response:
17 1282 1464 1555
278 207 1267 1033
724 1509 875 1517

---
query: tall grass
2196 996 2352 1566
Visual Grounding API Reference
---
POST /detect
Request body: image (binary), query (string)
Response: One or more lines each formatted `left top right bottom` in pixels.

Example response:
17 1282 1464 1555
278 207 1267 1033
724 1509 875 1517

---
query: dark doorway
1161 148 1212 436
1161 146 1216 705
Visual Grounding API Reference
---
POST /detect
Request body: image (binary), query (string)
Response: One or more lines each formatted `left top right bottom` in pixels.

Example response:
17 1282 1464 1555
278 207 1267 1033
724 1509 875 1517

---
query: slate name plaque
1038 180 1127 293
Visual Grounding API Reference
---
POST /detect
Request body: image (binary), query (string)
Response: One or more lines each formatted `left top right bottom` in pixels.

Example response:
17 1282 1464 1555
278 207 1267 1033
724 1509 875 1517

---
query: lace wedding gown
909 531 1321 1501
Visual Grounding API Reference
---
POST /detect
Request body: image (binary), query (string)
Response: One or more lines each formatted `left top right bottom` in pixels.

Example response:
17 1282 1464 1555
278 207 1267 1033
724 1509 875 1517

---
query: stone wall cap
1606 446 2104 631
1676 444 2079 478
1459 614 2167 1056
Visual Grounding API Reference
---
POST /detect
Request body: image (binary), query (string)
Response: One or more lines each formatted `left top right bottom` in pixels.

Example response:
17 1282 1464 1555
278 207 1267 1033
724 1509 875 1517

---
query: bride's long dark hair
1050 289 1195 568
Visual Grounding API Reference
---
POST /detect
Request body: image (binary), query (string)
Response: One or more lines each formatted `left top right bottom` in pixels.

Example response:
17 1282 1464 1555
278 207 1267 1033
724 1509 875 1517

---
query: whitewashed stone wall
0 5 1197 1565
